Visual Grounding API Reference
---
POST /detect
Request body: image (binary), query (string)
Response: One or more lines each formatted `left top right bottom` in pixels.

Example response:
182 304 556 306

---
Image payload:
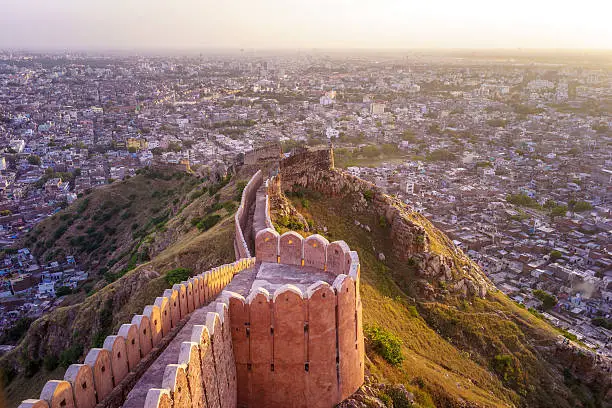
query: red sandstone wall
234 171 263 259
227 271 363 408
20 258 256 408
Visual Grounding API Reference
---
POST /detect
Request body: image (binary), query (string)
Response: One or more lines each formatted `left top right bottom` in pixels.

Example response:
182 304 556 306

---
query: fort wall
243 143 282 166
20 164 365 408
19 258 255 408
227 273 363 408
234 170 263 259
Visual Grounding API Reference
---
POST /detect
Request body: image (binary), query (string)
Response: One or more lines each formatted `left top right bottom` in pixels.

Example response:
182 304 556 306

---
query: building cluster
0 247 85 352
0 51 609 354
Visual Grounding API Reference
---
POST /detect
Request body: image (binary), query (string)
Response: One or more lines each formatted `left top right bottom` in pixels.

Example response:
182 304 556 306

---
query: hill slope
271 150 610 408
0 167 253 407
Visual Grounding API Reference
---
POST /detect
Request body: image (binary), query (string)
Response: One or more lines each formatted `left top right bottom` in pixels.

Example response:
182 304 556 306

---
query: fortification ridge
19 164 365 408
277 146 491 299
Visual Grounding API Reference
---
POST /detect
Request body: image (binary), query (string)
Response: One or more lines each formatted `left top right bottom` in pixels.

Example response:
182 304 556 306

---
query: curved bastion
18 169 364 408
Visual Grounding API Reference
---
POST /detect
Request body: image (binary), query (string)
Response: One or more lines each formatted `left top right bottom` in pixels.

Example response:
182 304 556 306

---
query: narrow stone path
123 265 260 408
252 184 269 239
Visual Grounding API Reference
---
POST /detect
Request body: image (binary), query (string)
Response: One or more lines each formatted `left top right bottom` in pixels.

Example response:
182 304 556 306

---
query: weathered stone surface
207 311 231 408
306 281 338 407
64 364 96 408
103 335 129 386
192 325 219 408
279 231 303 266
190 276 202 309
144 305 164 347
117 323 141 372
162 288 180 328
303 234 329 270
40 380 75 408
84 348 113 402
182 280 195 314
334 275 361 401
173 283 189 320
327 241 350 275
162 364 192 408
17 399 49 408
178 342 205 408
154 296 171 338
132 314 153 358
272 285 307 407
247 289 272 407
143 389 172 408
255 228 279 263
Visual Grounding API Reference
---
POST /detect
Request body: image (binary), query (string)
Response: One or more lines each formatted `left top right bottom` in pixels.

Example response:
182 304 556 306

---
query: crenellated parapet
19 165 364 408
227 272 363 407
18 258 256 408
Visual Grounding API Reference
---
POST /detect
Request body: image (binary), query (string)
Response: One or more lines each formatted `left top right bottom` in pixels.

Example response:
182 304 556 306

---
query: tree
549 250 563 262
549 205 568 221
55 286 72 297
533 289 557 310
572 201 592 213
27 155 41 165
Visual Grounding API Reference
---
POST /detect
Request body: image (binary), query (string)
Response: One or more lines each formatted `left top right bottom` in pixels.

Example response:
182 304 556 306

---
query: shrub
549 250 563 261
591 317 612 330
0 362 17 385
379 215 389 228
0 317 33 344
407 305 419 318
385 386 414 408
492 354 520 385
55 286 72 297
235 181 247 201
533 289 557 310
197 215 221 231
59 344 84 368
165 268 192 285
23 358 41 378
363 190 374 202
364 325 404 366
43 354 59 371
222 201 237 213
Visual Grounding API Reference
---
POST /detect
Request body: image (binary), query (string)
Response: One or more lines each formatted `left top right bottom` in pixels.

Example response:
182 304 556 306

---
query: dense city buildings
0 50 610 358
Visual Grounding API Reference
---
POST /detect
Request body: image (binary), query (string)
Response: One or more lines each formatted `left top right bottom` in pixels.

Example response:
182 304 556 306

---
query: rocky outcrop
338 376 415 408
278 147 491 299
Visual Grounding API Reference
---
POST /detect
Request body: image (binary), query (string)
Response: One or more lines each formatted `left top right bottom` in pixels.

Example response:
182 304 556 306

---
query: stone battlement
19 161 364 408
19 258 255 408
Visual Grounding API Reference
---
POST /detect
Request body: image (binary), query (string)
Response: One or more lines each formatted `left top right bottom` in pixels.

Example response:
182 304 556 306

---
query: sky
0 0 611 51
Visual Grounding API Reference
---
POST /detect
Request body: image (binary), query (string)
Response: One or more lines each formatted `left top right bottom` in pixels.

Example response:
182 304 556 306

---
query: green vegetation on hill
334 144 409 168
278 186 606 408
1 167 251 408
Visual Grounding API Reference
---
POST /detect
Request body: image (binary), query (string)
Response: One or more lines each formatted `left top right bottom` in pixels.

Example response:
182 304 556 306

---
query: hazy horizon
1 0 611 51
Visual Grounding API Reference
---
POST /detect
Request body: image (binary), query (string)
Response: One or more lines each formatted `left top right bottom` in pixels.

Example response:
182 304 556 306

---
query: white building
325 127 339 139
9 139 25 153
370 102 386 115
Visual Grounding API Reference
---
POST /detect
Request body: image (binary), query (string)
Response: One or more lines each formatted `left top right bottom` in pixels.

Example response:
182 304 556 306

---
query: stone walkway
252 262 337 294
252 184 269 240
123 264 260 408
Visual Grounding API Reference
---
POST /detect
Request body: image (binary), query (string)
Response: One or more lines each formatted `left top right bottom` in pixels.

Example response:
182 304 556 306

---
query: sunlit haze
1 0 611 50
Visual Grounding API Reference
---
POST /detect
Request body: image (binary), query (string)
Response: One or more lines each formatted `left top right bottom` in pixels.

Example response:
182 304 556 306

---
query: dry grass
276 190 592 408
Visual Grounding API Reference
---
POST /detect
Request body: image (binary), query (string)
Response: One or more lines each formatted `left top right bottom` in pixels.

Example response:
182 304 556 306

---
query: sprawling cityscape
0 50 610 361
